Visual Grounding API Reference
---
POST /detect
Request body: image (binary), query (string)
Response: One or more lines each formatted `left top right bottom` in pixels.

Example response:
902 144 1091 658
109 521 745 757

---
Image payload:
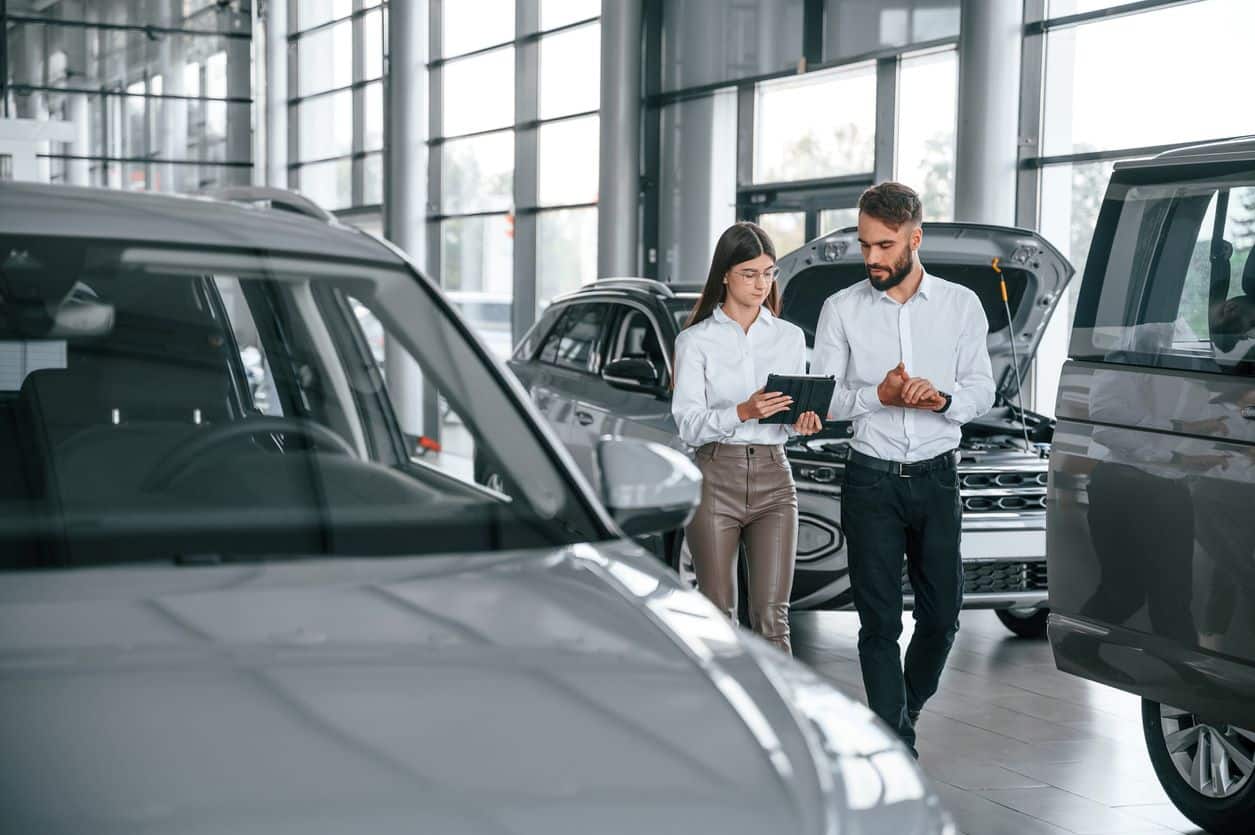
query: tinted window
0 236 603 569
538 303 609 372
1073 169 1255 377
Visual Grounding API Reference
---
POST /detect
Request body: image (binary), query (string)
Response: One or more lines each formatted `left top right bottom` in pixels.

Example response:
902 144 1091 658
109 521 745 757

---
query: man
811 182 995 756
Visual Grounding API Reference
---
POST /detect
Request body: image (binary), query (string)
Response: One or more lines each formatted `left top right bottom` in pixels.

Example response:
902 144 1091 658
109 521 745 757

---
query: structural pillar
954 0 1023 225
597 0 642 277
263 0 288 187
225 12 253 185
384 0 432 440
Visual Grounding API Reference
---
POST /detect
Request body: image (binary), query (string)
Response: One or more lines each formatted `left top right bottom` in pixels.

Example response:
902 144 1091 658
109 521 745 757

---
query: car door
595 302 682 453
1048 163 1255 720
526 301 614 482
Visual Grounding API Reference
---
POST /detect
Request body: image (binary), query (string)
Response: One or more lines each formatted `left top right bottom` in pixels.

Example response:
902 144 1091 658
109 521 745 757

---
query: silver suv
0 182 953 834
507 223 1073 638
1047 138 1255 834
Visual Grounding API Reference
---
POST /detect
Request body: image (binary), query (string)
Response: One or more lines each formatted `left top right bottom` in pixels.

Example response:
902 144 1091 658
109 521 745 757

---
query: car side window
537 303 610 373
607 306 669 383
1074 177 1255 377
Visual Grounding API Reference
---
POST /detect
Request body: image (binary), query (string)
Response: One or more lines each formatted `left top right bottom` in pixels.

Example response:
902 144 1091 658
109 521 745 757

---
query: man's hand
876 363 910 406
793 410 822 436
737 388 793 422
901 377 947 411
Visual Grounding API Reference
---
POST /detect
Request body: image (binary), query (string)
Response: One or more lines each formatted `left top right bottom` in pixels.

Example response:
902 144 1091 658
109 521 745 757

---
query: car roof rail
202 186 338 224
591 277 675 298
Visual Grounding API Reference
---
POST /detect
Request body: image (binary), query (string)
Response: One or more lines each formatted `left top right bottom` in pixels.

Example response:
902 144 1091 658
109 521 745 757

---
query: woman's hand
793 410 822 436
737 388 793 422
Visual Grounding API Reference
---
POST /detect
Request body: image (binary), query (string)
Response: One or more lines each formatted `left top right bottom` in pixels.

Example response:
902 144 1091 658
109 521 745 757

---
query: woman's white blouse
671 305 808 447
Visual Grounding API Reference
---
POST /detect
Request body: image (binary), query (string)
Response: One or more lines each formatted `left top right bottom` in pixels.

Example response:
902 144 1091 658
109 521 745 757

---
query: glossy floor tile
792 610 1207 835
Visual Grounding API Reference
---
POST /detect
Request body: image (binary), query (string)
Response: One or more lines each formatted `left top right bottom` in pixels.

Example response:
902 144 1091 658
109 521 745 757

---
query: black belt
846 448 957 478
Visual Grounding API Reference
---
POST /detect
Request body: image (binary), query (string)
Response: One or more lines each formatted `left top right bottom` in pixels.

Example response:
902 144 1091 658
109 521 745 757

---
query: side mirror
595 437 700 536
603 356 663 393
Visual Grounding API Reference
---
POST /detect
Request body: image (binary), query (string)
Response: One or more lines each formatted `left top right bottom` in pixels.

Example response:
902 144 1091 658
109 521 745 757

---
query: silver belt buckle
894 461 910 478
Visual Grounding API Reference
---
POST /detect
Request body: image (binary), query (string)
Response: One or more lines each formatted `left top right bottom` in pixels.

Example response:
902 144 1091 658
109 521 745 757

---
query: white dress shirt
811 271 996 462
672 305 808 447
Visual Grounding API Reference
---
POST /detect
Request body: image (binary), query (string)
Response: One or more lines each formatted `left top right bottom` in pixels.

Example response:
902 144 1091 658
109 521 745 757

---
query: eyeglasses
729 266 779 284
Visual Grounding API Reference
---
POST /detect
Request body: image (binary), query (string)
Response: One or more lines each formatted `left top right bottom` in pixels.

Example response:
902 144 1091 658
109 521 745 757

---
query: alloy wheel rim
1160 704 1255 799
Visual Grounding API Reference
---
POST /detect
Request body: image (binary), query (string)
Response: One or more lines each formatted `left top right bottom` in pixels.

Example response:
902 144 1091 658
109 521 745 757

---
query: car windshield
0 236 605 569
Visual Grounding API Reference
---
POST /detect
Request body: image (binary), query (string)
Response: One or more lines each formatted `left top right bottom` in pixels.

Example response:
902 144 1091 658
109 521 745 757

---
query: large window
895 47 957 222
1041 0 1255 157
289 2 383 211
1023 0 1255 413
5 3 253 192
431 3 602 347
753 64 877 184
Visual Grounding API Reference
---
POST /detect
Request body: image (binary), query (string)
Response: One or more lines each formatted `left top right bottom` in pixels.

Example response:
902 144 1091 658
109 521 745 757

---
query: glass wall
431 2 601 345
4 0 253 191
289 0 385 210
651 2 960 281
1026 0 1255 414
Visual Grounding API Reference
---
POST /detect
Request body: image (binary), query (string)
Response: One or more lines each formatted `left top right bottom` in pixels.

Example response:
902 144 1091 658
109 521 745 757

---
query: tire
995 606 1050 639
1142 698 1255 835
668 531 750 627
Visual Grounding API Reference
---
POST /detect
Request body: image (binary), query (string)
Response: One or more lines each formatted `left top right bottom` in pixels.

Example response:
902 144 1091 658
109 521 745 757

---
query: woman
672 222 822 654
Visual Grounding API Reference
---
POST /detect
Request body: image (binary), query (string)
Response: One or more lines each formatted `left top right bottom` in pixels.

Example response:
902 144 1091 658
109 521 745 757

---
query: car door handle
1242 405 1255 420
575 410 595 426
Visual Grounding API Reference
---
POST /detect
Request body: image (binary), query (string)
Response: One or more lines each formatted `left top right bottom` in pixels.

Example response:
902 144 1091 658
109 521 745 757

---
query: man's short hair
858 182 923 229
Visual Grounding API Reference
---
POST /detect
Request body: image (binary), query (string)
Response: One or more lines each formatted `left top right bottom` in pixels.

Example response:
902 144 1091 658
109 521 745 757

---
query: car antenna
992 257 1035 455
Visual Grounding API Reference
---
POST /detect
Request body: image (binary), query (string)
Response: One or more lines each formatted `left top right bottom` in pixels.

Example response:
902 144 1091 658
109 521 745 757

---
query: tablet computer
759 373 836 425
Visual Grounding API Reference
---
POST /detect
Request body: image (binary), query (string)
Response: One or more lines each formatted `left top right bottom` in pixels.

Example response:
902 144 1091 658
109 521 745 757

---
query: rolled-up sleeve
944 295 996 424
812 298 885 421
671 331 741 447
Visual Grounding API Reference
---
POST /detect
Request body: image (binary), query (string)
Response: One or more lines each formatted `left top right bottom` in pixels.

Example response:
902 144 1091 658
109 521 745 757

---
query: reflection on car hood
776 222 1074 402
0 543 851 834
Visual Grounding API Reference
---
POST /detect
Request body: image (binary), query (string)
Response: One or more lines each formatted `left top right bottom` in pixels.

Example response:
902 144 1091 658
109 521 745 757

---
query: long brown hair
682 221 781 330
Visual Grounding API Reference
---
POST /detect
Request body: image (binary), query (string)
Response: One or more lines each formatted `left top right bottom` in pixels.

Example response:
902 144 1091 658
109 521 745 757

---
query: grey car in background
507 222 1073 638
0 182 953 835
1046 139 1255 834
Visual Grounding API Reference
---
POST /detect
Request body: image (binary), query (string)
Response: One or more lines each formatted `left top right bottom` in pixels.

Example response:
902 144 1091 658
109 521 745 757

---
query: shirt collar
869 269 934 304
712 304 776 329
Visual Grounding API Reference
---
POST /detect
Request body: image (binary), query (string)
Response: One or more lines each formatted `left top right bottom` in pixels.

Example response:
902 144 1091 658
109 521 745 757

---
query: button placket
900 303 915 455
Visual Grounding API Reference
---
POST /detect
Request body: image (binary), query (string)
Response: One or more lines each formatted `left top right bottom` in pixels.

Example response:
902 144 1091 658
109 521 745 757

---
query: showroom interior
2 1 1254 834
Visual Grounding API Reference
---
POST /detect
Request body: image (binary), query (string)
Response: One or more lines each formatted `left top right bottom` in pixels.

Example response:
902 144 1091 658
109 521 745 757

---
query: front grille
902 560 1048 596
960 468 1048 514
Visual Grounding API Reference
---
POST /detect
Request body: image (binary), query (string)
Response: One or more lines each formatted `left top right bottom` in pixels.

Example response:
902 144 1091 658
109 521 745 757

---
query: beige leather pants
686 442 798 653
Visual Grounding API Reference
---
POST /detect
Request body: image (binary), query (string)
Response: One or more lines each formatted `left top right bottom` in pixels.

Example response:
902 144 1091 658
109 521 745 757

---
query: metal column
953 0 1023 224
384 0 433 441
597 0 642 277
263 0 287 187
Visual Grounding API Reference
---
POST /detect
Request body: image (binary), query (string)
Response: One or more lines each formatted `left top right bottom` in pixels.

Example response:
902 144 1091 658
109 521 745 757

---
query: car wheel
667 531 750 627
1142 699 1255 835
995 606 1049 638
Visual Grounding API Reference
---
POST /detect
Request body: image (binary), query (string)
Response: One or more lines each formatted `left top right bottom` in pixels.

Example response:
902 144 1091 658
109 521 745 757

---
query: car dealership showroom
2 0 1255 833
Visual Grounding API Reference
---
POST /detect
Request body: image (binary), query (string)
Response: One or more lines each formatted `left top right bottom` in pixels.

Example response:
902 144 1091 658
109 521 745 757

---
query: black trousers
840 456 963 750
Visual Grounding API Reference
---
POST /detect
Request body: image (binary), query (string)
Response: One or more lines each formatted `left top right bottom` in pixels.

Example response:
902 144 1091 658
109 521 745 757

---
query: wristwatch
933 391 953 414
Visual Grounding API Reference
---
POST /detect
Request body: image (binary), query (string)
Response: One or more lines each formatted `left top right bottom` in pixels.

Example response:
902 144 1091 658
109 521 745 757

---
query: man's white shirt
671 305 807 447
811 271 996 462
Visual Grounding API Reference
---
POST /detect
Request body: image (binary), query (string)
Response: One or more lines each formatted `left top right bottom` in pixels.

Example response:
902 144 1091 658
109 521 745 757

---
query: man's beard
866 249 914 291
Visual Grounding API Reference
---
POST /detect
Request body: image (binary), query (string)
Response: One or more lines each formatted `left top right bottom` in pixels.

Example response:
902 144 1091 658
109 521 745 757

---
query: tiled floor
792 610 1206 835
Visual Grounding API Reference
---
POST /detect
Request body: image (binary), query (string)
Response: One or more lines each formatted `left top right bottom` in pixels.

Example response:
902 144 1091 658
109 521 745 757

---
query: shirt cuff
856 384 886 414
717 405 742 435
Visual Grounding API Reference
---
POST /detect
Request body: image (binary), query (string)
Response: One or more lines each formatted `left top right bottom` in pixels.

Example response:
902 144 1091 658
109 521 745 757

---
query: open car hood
775 222 1074 402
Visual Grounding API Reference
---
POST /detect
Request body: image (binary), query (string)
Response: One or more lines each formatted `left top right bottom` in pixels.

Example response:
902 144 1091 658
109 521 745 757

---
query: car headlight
745 638 956 834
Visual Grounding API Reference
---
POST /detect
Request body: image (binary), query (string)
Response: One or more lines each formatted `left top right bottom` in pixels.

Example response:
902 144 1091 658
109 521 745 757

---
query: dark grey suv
506 222 1074 637
1047 138 1255 834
